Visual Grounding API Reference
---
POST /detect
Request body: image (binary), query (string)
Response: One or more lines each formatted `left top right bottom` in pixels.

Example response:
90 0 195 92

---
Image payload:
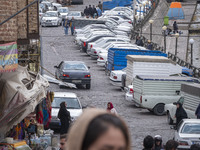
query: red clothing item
107 102 114 111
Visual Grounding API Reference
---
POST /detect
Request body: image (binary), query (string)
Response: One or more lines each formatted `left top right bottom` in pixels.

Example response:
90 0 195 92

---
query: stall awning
0 65 49 134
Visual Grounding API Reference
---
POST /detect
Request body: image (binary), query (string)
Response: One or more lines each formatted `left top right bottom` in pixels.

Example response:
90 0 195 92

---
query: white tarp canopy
0 65 49 134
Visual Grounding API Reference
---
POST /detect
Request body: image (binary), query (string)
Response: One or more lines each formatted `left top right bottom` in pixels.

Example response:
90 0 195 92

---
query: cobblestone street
42 26 174 150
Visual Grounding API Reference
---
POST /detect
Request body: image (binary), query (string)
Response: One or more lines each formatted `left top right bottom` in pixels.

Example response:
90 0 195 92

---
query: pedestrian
63 17 70 35
70 17 75 35
58 102 71 134
154 135 164 150
173 21 178 34
92 5 97 18
165 140 179 150
175 102 187 128
147 40 153 50
84 6 89 17
195 103 200 119
96 6 102 17
60 134 67 150
143 135 154 150
98 1 102 11
107 102 118 115
190 144 200 150
88 5 93 18
66 108 131 150
136 36 144 46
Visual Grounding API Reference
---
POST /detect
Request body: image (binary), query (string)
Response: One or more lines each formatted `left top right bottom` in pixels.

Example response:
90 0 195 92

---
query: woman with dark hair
175 102 187 127
58 102 71 134
107 102 118 115
66 108 131 150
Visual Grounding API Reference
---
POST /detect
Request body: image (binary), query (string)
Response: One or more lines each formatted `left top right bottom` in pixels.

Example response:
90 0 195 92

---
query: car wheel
153 103 165 116
167 112 174 125
86 84 91 89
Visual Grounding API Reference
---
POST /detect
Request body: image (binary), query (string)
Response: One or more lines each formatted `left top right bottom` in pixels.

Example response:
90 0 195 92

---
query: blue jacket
63 19 70 28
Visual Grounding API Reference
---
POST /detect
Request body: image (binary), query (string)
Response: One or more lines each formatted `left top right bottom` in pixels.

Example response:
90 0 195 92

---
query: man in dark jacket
173 21 178 34
136 36 144 46
88 5 93 17
58 102 71 134
84 6 89 17
175 102 187 128
195 103 200 119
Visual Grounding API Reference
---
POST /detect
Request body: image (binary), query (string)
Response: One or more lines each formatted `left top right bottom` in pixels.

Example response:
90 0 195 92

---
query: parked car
174 119 200 149
52 2 62 10
54 61 91 89
97 51 108 67
58 7 69 20
125 85 134 102
67 11 82 19
50 92 83 130
74 24 107 35
39 3 48 12
41 1 54 11
110 67 126 87
41 11 62 27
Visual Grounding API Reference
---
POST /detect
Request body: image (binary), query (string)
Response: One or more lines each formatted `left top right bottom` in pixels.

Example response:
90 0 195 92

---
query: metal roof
54 92 77 98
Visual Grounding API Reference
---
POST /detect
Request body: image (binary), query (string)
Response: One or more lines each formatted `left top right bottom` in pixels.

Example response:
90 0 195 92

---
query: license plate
72 80 81 83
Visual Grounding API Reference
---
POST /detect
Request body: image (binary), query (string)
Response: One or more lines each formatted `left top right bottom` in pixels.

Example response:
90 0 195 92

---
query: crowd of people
83 1 102 18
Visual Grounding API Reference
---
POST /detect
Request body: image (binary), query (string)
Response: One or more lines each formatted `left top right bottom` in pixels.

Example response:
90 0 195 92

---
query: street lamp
175 33 179 56
149 19 154 41
162 26 167 53
139 4 142 20
143 2 146 14
140 15 144 36
189 38 194 65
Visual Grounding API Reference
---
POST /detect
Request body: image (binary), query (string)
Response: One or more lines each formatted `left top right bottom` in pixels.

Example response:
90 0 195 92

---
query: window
64 63 87 70
181 123 200 134
52 97 81 109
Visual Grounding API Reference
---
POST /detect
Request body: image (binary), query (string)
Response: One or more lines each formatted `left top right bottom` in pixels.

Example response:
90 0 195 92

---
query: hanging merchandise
36 102 43 124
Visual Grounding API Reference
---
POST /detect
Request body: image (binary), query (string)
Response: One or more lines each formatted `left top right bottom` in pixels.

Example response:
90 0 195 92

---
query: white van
165 83 200 124
132 75 195 116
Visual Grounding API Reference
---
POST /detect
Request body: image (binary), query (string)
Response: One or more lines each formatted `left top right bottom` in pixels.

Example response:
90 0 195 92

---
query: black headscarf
175 102 188 126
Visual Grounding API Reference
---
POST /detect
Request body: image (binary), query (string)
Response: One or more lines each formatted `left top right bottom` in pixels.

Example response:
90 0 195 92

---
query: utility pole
132 0 136 32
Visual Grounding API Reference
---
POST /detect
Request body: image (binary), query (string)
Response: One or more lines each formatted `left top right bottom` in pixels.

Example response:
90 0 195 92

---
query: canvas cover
0 65 49 134
167 2 184 20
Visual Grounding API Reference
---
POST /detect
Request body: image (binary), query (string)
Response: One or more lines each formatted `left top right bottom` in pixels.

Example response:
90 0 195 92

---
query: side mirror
54 65 58 68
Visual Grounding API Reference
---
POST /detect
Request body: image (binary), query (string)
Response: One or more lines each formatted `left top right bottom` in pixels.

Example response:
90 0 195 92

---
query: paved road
41 2 174 150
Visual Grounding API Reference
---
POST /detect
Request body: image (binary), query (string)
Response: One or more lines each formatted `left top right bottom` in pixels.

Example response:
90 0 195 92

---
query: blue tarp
103 0 133 11
167 8 185 20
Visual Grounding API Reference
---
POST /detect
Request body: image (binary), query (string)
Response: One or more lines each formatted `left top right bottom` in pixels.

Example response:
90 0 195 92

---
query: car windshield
181 123 200 134
44 12 58 17
52 97 81 109
64 63 87 70
68 12 80 16
58 8 68 13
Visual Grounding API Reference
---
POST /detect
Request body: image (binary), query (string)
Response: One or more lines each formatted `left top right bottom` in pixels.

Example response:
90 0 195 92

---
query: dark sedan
55 61 91 89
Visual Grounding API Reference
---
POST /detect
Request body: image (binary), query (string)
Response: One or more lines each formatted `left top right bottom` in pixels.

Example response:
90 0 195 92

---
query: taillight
91 45 93 48
128 21 132 24
63 74 69 77
113 76 117 79
179 141 188 146
130 88 134 94
74 26 75 29
84 42 86 47
140 96 142 103
94 51 97 54
100 57 104 60
84 75 91 78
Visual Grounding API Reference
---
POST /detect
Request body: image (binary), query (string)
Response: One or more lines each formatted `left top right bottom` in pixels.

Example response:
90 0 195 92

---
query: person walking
154 135 164 150
70 17 75 35
63 17 70 35
98 1 103 11
92 5 97 18
195 103 200 119
58 102 71 134
173 21 178 34
88 5 93 18
96 6 102 17
175 102 187 128
107 102 118 115
84 6 89 17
